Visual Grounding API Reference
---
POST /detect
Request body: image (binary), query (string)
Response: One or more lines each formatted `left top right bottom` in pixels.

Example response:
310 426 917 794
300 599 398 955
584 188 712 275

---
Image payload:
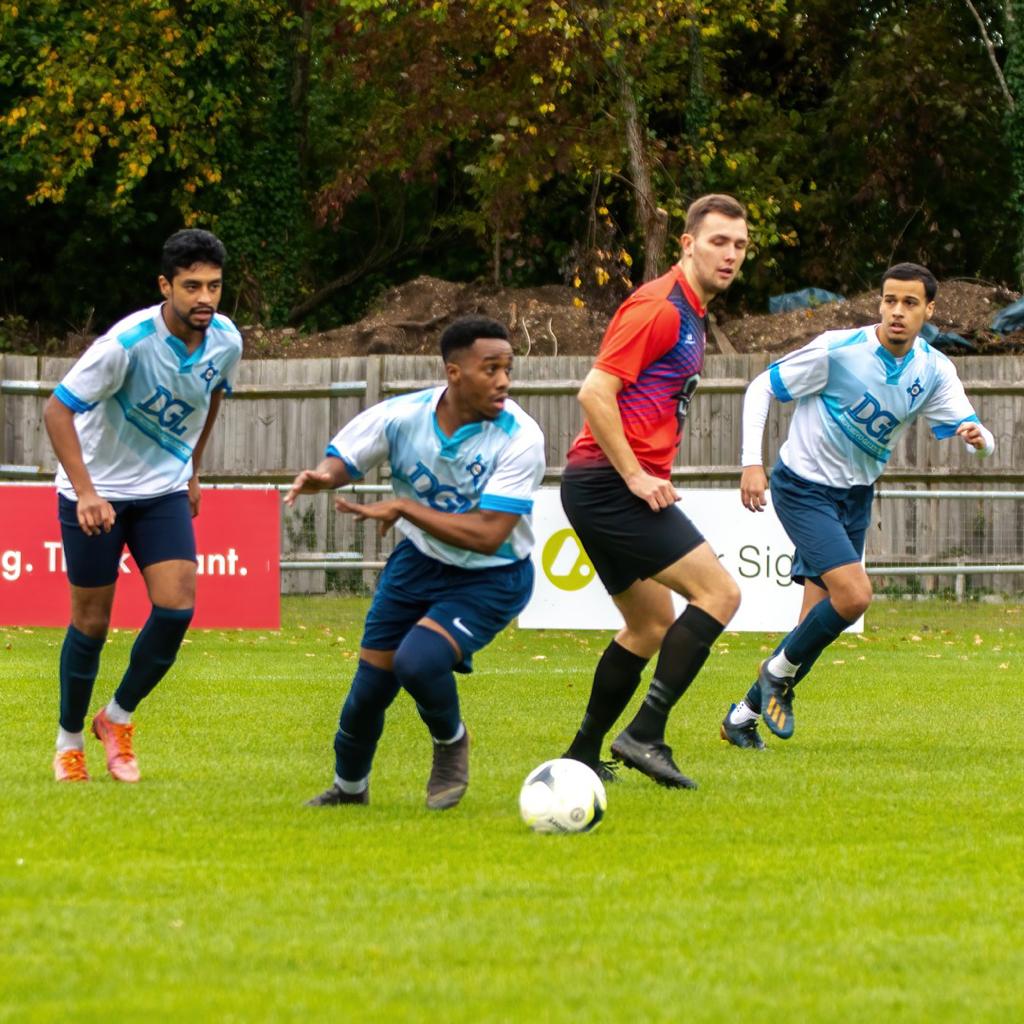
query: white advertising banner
520 487 863 633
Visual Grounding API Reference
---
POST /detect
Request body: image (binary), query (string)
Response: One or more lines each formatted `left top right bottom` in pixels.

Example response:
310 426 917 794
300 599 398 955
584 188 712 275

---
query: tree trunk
617 70 668 282
1004 1 1024 281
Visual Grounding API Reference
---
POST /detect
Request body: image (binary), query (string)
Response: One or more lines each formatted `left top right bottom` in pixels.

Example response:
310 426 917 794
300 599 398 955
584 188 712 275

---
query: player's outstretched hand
956 422 986 451
335 497 404 535
740 465 769 512
76 492 116 536
625 470 680 512
284 469 335 506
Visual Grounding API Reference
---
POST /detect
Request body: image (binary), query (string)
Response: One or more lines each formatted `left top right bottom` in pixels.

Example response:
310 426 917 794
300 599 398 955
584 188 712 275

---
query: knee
624 609 676 653
719 577 742 621
73 611 110 640
692 575 741 626
392 626 456 687
833 580 872 621
158 583 196 611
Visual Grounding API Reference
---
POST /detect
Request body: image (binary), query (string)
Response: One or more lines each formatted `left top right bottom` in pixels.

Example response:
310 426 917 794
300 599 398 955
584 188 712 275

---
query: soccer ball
518 758 607 834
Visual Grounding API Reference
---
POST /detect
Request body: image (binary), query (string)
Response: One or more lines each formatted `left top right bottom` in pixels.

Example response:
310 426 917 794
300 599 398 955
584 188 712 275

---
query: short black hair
881 262 937 302
161 229 227 281
439 316 509 362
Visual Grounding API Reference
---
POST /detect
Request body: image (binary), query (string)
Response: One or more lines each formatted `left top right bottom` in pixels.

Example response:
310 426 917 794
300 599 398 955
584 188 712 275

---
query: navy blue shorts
58 491 197 588
769 460 873 588
561 464 705 596
361 539 534 673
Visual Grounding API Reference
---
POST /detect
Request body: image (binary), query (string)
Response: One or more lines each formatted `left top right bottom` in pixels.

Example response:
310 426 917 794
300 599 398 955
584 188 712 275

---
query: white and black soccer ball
519 758 607 834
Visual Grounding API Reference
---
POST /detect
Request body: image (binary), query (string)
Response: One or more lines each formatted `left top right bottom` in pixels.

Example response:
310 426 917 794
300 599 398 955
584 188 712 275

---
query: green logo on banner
541 529 595 591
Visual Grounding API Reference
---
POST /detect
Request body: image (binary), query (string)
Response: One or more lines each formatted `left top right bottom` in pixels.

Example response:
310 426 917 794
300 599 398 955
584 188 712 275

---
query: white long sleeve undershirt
740 370 774 467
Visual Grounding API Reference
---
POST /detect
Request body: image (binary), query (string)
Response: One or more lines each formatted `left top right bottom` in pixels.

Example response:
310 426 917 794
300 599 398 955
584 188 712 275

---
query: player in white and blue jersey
721 263 994 748
285 316 545 811
44 229 242 783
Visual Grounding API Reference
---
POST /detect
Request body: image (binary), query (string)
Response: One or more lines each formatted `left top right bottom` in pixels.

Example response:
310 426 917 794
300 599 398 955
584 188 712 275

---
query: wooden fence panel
5 351 1024 596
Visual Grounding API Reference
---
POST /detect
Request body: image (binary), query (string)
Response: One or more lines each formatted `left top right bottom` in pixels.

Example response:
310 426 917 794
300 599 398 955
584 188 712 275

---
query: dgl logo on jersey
846 391 899 443
541 528 595 591
136 386 196 436
407 461 472 512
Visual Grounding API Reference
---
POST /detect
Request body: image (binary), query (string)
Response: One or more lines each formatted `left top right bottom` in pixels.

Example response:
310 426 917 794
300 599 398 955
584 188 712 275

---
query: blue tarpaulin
768 288 845 314
920 322 975 352
990 296 1024 333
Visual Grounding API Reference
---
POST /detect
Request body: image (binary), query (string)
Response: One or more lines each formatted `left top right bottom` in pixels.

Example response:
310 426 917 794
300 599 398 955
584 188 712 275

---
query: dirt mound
717 280 1022 355
28 275 1020 360
240 276 1023 359
242 276 609 359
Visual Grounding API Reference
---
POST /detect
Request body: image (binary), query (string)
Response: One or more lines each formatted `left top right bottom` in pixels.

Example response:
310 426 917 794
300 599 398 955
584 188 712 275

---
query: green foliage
0 0 308 325
0 0 1021 331
313 0 791 296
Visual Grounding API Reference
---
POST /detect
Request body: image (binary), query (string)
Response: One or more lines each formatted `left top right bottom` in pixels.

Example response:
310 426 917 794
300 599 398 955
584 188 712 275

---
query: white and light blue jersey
53 303 242 500
326 387 546 569
769 326 983 487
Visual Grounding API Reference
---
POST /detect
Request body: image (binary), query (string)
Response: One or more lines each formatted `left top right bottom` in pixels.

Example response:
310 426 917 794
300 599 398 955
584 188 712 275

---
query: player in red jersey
560 194 748 789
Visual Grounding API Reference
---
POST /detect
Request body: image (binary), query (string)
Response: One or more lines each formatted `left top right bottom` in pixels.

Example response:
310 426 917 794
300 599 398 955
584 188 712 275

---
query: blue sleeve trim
932 414 978 440
116 319 157 349
325 445 363 480
479 494 533 515
53 383 95 413
768 364 793 403
214 379 232 395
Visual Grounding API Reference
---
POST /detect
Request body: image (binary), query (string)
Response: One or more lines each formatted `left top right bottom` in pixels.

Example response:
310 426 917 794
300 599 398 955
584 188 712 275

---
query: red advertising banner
1 486 280 629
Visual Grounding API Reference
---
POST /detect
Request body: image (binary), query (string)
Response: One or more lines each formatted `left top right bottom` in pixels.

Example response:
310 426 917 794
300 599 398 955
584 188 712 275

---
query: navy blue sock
745 601 851 711
783 599 852 668
113 606 193 713
335 660 402 781
626 606 726 743
59 625 106 732
392 625 461 741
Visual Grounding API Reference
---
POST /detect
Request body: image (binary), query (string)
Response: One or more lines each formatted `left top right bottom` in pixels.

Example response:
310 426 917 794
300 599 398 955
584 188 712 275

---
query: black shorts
58 491 197 588
560 464 705 596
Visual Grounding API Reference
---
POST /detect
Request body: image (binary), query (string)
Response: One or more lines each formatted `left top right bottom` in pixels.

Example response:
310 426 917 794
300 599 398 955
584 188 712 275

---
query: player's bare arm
740 465 769 512
42 396 115 535
188 389 224 517
577 368 679 512
335 497 519 556
284 456 351 506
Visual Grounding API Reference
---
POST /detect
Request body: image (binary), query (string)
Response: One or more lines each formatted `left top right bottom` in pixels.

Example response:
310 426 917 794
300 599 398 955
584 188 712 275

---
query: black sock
566 641 649 762
626 606 726 743
113 606 193 712
59 625 105 732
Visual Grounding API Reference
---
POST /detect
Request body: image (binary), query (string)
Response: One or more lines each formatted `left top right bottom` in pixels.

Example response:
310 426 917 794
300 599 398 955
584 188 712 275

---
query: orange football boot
53 748 90 782
91 708 141 782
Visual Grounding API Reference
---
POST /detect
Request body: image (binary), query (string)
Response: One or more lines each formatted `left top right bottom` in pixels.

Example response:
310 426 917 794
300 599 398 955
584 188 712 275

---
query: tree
312 1 789 298
0 0 309 324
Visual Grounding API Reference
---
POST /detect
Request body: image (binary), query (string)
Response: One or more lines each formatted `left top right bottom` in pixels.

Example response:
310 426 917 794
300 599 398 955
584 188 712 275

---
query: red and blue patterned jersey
567 265 707 479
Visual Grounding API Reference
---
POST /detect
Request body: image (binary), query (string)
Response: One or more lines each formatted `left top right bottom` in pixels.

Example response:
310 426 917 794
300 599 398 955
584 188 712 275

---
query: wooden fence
4 352 1024 595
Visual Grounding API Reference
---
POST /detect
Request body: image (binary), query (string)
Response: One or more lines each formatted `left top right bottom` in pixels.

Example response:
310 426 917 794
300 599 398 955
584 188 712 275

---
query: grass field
1 597 1021 1023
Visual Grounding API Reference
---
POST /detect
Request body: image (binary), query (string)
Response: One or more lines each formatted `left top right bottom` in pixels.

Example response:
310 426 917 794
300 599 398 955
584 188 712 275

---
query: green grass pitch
1 598 1021 1023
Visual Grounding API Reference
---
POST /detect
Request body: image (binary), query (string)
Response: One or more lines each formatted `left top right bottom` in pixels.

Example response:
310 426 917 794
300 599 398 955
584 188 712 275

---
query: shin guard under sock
627 606 726 743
